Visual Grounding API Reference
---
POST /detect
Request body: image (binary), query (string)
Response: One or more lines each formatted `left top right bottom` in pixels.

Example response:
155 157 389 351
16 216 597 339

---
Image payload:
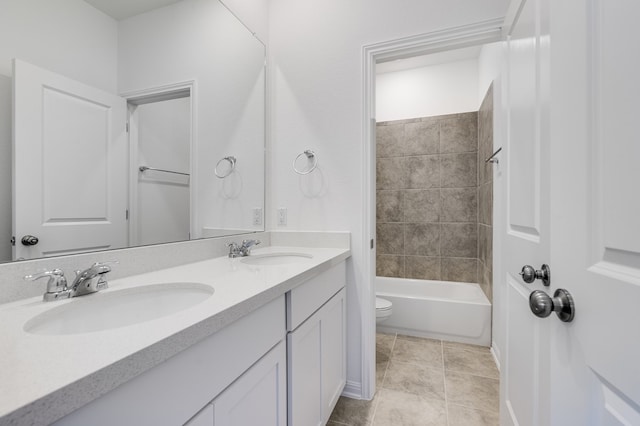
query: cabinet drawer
286 262 345 331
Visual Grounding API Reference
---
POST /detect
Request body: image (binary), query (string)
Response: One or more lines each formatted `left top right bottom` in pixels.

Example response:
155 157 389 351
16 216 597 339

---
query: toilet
376 297 393 324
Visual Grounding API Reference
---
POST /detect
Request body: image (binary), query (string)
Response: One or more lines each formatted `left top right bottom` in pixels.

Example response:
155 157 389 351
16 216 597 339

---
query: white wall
220 0 269 44
478 42 503 105
0 0 118 91
119 0 266 238
0 0 118 262
376 59 479 122
269 0 510 397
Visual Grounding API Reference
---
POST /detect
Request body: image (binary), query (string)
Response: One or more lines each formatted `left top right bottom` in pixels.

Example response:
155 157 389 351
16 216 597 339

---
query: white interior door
503 0 640 424
12 59 127 260
501 0 551 424
548 0 640 424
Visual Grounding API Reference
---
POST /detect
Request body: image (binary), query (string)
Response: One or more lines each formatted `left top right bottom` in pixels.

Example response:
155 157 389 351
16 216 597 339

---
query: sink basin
240 252 313 266
24 282 214 335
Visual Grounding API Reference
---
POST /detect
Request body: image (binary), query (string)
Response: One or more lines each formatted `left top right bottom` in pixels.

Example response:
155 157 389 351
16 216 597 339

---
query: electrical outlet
253 208 263 226
277 208 287 226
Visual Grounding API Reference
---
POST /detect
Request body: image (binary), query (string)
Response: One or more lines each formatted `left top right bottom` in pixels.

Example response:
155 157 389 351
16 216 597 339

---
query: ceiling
84 0 184 20
376 45 482 75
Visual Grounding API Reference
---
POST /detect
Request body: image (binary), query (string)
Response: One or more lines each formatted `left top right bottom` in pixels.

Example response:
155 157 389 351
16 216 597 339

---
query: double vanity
0 234 350 425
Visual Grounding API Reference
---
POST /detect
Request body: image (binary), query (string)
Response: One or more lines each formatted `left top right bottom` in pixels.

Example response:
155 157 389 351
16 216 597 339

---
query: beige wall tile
376 255 405 277
441 152 477 188
406 256 441 280
377 123 404 158
440 112 478 154
404 189 440 223
441 223 477 257
405 121 439 155
377 157 407 190
377 190 403 223
407 155 440 189
441 257 477 283
440 188 478 222
405 223 440 256
377 223 404 255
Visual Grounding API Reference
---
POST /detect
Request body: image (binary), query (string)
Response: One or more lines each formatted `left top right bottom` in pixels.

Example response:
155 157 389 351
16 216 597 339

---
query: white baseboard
491 341 501 371
341 380 363 399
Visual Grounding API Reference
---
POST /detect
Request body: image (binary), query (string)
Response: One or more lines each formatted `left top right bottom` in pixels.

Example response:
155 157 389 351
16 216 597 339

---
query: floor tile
383 361 445 400
329 395 377 426
444 346 499 379
391 335 443 368
445 371 499 413
448 404 499 426
372 389 447 426
376 333 395 359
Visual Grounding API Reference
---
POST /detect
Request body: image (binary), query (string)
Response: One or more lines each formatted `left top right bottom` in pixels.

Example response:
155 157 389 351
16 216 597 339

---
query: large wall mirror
0 0 266 263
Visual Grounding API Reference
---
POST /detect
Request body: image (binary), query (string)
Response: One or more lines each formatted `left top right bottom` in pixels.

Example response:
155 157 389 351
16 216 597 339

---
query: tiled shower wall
477 84 494 301
376 86 493 298
376 112 479 283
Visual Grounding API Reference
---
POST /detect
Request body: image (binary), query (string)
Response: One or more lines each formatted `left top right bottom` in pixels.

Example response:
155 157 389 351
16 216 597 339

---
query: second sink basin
24 282 214 335
240 252 313 266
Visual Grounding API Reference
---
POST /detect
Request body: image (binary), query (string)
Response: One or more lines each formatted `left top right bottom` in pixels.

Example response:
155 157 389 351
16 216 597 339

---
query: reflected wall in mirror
0 0 266 263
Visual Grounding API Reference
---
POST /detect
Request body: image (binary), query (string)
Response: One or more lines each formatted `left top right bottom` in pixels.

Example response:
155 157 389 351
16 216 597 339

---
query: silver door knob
519 264 550 286
529 289 575 322
21 235 39 246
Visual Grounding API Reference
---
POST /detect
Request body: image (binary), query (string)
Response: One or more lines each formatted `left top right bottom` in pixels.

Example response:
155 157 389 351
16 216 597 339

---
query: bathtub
376 277 491 346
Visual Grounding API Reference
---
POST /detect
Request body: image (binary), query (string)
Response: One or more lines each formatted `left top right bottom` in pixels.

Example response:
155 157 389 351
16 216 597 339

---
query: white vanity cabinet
186 340 286 426
286 262 347 426
55 296 286 426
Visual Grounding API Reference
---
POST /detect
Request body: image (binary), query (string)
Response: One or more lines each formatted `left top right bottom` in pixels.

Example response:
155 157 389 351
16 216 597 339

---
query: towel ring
293 150 318 175
215 156 236 178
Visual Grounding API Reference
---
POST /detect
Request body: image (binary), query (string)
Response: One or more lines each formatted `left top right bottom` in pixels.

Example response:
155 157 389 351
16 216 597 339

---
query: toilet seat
376 297 392 322
376 297 392 311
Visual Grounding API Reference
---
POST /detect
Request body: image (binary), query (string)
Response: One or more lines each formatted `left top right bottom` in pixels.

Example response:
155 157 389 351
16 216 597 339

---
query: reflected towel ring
293 150 318 175
215 156 236 178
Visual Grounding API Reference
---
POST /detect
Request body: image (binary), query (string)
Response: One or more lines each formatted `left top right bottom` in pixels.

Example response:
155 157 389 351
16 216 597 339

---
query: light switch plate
253 208 263 226
277 208 287 226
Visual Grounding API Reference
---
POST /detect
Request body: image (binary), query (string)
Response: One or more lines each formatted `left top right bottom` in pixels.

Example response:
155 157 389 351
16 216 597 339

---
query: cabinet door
288 288 346 426
288 313 322 426
320 288 346 422
185 404 213 426
213 340 286 426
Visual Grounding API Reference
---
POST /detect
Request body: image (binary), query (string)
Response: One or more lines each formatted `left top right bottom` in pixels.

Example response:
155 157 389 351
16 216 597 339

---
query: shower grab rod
485 147 502 164
139 166 190 176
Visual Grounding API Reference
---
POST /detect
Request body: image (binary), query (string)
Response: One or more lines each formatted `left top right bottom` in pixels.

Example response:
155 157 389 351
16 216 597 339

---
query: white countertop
0 245 350 426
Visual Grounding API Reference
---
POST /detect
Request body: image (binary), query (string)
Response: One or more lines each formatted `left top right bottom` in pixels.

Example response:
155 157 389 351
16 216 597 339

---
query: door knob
519 264 550 286
529 289 575 322
21 235 39 246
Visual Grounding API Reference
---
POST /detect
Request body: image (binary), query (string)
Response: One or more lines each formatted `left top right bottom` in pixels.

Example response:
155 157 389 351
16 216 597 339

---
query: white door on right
548 0 640 424
503 0 640 424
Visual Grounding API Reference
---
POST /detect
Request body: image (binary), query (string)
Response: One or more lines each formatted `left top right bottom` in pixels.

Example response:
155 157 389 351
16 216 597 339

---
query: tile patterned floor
328 333 499 426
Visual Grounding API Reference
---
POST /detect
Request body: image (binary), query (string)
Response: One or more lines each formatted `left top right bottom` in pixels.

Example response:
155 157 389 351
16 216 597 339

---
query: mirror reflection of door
129 94 191 246
12 59 128 261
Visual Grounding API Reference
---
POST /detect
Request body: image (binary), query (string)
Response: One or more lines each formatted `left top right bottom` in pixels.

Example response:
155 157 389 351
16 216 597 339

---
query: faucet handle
92 261 118 274
24 269 68 294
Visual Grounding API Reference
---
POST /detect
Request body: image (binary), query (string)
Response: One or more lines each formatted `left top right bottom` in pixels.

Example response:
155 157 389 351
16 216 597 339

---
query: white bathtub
376 277 491 346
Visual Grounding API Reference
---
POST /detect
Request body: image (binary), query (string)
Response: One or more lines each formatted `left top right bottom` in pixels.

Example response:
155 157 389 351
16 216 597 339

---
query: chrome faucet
71 261 117 297
227 239 261 258
25 261 117 302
